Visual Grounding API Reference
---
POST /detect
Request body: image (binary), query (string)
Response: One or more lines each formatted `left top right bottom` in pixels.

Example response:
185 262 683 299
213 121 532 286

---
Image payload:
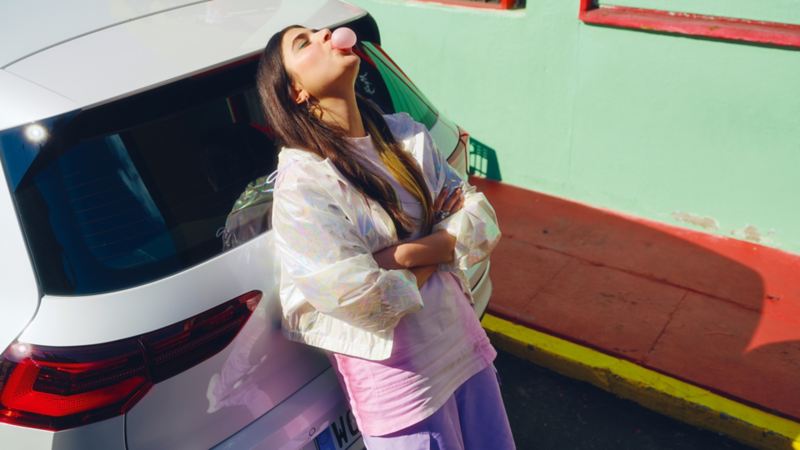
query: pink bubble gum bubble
331 27 357 50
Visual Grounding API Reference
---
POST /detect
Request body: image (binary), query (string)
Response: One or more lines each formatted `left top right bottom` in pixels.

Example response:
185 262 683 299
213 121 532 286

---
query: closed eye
291 30 312 52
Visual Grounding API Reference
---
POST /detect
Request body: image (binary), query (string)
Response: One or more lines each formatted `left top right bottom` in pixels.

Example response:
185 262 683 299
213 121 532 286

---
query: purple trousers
361 364 516 450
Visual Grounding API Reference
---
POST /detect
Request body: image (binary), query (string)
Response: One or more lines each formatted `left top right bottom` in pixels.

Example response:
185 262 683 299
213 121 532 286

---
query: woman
256 25 515 449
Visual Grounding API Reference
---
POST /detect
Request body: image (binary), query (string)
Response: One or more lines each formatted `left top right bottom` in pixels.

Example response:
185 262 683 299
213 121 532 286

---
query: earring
305 97 324 120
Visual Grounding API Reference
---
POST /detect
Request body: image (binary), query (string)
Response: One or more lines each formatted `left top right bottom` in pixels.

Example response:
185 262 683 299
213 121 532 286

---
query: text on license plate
314 409 363 450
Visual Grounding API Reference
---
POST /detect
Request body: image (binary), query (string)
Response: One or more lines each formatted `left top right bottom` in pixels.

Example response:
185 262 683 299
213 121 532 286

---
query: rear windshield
0 40 439 296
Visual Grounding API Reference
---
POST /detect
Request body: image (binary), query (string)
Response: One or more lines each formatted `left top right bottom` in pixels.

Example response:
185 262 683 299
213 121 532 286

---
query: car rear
0 1 491 449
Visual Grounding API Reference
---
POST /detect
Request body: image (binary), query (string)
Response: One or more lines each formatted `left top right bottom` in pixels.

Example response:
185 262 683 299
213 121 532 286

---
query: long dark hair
255 25 433 240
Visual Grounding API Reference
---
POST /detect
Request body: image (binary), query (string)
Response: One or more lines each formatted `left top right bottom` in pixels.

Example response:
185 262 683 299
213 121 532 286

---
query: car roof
0 0 367 131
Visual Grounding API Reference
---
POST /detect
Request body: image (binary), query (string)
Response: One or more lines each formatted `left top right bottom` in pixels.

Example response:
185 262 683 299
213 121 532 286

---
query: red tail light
0 290 261 430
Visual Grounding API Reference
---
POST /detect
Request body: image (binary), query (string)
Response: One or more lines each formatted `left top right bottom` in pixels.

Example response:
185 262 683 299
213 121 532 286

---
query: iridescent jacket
272 112 501 360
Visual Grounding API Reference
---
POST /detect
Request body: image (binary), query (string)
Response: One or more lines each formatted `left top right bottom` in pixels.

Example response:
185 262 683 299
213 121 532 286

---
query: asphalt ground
495 350 754 450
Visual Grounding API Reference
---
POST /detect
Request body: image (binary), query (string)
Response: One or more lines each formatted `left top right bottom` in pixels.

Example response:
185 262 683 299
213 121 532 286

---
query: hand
433 184 464 224
410 264 438 288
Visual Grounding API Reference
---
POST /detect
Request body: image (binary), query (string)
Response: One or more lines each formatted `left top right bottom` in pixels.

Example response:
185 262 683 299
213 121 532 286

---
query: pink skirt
361 364 516 450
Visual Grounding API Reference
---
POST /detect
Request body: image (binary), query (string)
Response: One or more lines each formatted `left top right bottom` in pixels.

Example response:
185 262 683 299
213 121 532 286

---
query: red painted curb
470 176 800 422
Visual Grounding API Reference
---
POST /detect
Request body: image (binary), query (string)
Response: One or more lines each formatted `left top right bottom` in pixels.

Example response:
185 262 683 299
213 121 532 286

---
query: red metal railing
579 0 800 50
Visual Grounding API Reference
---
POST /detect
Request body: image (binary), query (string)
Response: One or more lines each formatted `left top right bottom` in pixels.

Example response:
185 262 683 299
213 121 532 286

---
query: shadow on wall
469 137 502 181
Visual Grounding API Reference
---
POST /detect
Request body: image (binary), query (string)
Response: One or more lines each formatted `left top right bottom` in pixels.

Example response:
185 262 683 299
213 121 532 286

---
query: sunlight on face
280 26 360 103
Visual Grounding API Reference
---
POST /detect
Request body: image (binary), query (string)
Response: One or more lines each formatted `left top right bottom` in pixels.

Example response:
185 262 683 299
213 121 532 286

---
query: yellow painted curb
481 313 800 450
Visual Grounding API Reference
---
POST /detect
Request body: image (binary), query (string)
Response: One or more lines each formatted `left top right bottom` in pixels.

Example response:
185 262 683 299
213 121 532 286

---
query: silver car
0 1 492 449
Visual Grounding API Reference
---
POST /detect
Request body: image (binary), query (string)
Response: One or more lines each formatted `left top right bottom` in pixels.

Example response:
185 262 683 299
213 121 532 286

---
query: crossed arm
373 229 455 288
372 186 464 288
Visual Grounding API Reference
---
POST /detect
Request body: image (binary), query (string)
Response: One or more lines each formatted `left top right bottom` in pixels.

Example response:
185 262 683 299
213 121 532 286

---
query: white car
0 1 493 449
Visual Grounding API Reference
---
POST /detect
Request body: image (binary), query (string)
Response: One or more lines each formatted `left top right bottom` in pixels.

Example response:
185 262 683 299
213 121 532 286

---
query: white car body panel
20 232 278 346
2 0 365 131
0 70 78 132
211 368 348 450
0 416 125 450
0 137 40 352
0 0 205 67
126 314 329 450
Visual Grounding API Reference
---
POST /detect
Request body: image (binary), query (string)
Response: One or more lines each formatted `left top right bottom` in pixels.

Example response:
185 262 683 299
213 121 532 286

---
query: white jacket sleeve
272 159 424 333
426 127 502 272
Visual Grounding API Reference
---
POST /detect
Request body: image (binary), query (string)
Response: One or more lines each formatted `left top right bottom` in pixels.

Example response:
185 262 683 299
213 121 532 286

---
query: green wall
348 0 800 255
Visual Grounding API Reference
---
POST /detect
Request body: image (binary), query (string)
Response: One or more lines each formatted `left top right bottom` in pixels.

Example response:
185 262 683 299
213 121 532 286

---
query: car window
0 60 277 295
0 40 440 296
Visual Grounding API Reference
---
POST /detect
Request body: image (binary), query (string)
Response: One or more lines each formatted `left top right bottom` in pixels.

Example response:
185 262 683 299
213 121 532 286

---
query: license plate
314 408 363 450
